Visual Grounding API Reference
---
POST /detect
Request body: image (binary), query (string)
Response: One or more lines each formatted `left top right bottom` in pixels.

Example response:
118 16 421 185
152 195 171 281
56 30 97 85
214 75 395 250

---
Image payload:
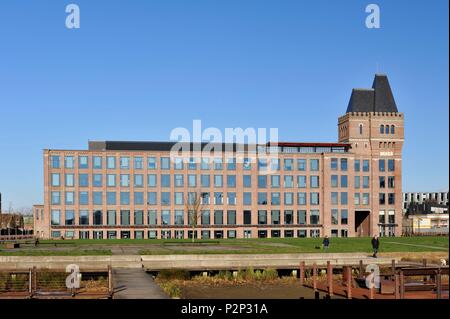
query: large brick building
34 74 404 239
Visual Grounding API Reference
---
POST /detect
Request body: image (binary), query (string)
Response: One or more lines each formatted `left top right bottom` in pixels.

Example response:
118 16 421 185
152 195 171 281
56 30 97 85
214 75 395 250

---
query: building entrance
355 211 370 237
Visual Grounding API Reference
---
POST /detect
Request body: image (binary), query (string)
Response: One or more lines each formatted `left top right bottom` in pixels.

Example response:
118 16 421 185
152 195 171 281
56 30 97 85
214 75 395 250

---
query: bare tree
185 189 206 243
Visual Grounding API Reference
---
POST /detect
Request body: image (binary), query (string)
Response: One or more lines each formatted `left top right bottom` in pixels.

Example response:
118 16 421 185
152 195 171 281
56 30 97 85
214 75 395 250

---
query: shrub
157 269 190 280
159 281 182 298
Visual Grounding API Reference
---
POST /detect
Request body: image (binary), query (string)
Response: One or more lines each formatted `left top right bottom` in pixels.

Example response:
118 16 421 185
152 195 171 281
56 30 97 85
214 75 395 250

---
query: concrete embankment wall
0 253 399 270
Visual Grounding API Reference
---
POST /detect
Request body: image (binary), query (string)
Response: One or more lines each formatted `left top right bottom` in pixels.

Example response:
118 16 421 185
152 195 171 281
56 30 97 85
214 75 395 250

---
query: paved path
384 241 448 251
113 268 169 299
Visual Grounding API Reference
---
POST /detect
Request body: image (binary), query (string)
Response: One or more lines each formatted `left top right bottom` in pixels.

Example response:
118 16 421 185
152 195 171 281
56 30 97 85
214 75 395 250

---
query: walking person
322 235 330 250
371 235 380 258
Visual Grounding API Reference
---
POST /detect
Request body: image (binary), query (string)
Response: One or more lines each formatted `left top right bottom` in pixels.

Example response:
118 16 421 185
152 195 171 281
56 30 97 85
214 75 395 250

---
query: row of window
51 156 321 171
50 191 326 206
51 229 330 239
380 125 395 134
50 209 323 226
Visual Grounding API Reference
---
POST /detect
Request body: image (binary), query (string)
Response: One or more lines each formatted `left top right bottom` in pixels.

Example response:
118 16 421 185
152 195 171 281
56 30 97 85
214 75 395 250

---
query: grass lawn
26 236 449 255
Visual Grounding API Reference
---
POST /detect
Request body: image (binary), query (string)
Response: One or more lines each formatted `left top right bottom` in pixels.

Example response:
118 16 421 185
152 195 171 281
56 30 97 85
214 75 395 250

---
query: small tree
185 189 205 243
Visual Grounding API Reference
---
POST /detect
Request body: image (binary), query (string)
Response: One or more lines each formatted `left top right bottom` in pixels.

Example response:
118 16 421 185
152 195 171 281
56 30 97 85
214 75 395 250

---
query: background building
403 200 449 235
403 191 449 214
35 74 405 239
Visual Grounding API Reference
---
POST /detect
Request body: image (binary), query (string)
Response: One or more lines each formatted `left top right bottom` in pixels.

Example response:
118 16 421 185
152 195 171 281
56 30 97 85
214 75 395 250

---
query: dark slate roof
346 74 398 113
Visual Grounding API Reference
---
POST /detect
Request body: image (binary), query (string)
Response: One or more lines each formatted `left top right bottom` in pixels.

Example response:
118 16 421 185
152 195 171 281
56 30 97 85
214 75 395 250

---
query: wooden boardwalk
112 268 169 299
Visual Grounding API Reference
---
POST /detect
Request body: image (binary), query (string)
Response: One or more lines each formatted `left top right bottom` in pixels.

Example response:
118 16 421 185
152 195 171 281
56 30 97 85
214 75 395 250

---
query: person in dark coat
322 235 330 249
371 235 380 258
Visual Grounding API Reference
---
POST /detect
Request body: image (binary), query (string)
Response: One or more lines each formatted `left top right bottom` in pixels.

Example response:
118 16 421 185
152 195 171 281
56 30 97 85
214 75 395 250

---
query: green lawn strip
0 249 112 256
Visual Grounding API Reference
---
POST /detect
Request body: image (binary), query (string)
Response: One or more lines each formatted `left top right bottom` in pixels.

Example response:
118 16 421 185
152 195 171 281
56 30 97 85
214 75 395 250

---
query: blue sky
0 0 448 209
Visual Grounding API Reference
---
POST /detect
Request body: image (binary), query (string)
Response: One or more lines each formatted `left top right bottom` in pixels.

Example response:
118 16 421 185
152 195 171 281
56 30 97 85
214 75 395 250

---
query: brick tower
338 74 404 237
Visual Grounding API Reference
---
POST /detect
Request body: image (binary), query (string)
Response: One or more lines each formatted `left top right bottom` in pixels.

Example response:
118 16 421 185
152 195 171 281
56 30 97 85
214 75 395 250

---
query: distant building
0 212 25 235
403 200 449 235
403 192 449 214
33 204 45 238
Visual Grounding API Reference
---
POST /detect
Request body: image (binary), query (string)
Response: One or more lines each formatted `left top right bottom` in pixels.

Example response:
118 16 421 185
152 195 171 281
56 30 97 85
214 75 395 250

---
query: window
297 159 306 171
284 210 293 225
284 159 293 171
297 175 306 188
331 158 338 170
107 156 116 169
93 210 102 225
297 192 306 205
388 193 395 205
331 192 338 205
175 174 184 187
388 211 395 224
257 210 267 225
310 210 320 225
148 192 157 205
161 192 170 205
120 192 130 205
354 193 360 205
201 158 210 170
341 175 348 188
120 157 130 169
93 156 102 169
134 210 144 225
331 209 338 225
379 193 386 205
271 175 280 187
65 156 74 169
201 174 210 187
214 175 223 187
310 159 319 171
353 176 359 189
391 125 395 134
188 174 197 187
148 157 157 169
93 192 103 205
214 210 224 225
174 210 184 225
93 174 102 187
65 174 74 187
213 192 223 205
188 157 197 170
359 124 363 135
134 192 144 205
227 210 236 225
385 125 390 134
227 157 236 170
388 176 395 188
284 175 294 188
162 210 171 225
257 192 268 205
243 175 252 188
120 174 130 187
79 174 89 187
65 192 75 205
379 176 386 188
51 156 60 169
213 158 223 170
270 158 280 171
227 175 236 187
310 176 319 188
227 192 236 205
354 160 360 172
341 192 348 205
120 210 130 225
79 191 88 205
51 191 61 205
148 210 157 225
258 175 267 188
243 192 252 205
271 210 280 225
362 193 370 205
388 159 395 172
310 193 319 205
297 210 306 225
201 192 210 205
174 158 183 170
379 159 385 172
161 174 170 187
79 156 88 169
284 192 294 205
148 174 157 187
80 210 89 225
51 210 61 225
258 159 267 172
243 211 252 225
340 159 348 171
380 125 384 134
201 211 210 225
341 209 348 225
362 160 369 172
161 157 170 170
363 176 370 188
107 192 116 205
271 192 280 205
